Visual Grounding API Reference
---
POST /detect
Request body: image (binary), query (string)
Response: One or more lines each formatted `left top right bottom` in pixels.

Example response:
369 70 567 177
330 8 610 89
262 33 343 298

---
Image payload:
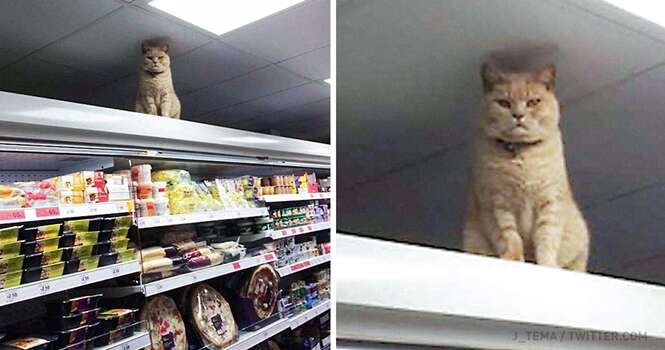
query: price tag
298 227 305 233
232 262 241 270
3 290 19 304
0 209 25 221
180 216 187 222
111 266 121 275
309 193 315 198
36 207 60 218
121 343 131 350
39 282 51 295
307 225 312 230
281 230 288 237
291 228 297 235
64 207 77 216
264 253 275 261
89 206 98 214
79 273 91 284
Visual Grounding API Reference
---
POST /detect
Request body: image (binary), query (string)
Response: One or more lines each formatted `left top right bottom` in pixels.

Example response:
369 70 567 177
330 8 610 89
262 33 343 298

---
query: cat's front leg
144 95 158 115
491 207 524 261
159 95 172 117
533 198 563 267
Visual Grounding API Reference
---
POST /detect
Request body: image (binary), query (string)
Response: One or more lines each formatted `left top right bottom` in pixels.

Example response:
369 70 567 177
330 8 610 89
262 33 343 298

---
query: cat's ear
534 64 556 91
141 41 149 54
161 44 169 54
481 62 505 92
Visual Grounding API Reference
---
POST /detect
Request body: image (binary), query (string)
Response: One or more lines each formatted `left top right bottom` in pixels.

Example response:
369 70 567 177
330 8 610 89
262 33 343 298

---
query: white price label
111 266 121 275
121 344 131 350
3 290 18 304
89 207 98 214
80 273 91 284
65 208 76 216
167 217 174 223
39 282 51 295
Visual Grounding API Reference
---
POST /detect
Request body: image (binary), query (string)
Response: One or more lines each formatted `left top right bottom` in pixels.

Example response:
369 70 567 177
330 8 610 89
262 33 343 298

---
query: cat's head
141 41 171 74
479 63 560 143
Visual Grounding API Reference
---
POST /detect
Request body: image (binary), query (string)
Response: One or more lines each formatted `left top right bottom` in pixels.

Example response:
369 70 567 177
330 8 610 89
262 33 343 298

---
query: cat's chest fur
138 73 173 97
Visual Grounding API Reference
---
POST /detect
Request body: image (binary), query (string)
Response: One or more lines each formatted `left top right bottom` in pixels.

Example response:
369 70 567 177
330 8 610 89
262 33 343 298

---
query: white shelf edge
337 234 665 349
137 207 269 229
93 331 150 350
0 260 140 307
144 253 277 297
0 201 133 225
276 254 330 277
289 300 331 330
269 221 331 239
257 192 331 203
226 318 291 350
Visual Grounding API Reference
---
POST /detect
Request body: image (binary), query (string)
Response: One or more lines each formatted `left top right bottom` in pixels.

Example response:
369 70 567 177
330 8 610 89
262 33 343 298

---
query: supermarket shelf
143 253 277 297
269 221 331 240
289 300 331 330
276 254 330 277
258 192 331 203
337 234 665 349
226 318 291 350
136 207 269 229
94 332 150 350
0 92 330 167
0 201 133 225
0 260 140 307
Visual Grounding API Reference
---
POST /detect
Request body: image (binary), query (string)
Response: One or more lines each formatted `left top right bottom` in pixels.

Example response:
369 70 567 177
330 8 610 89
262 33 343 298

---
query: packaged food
117 249 136 263
73 232 99 246
61 245 94 261
92 323 134 347
21 262 64 283
0 185 27 209
185 253 223 271
0 270 21 289
63 256 100 274
137 183 153 200
0 226 21 244
154 198 169 216
19 224 61 241
141 257 185 274
59 234 76 248
64 219 102 233
111 227 129 241
46 313 84 331
244 264 279 320
152 182 167 199
172 240 203 253
59 191 84 205
0 241 23 259
45 294 102 316
97 252 118 267
91 242 111 256
50 324 88 349
97 309 136 333
140 295 187 350
131 164 152 184
1 337 51 350
182 247 214 261
21 237 59 255
0 255 24 274
137 199 156 217
23 250 62 268
110 239 128 252
100 216 132 231
189 284 237 348
139 246 177 260
80 308 99 326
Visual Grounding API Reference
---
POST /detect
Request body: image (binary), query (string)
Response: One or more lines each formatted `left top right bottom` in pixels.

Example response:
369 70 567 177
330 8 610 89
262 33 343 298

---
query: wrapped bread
189 284 238 348
140 295 188 350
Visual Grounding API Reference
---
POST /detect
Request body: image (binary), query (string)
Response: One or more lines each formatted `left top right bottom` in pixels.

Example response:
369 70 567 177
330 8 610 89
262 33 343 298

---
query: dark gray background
0 0 330 143
338 0 665 284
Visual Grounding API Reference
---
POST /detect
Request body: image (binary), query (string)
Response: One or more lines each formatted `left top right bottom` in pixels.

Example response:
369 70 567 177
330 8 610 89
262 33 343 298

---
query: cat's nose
512 113 525 121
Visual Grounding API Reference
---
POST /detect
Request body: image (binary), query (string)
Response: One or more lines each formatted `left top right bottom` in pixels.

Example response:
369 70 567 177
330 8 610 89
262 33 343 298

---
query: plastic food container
61 245 93 261
186 253 223 271
189 283 238 348
19 224 61 242
0 241 23 259
80 308 100 326
74 232 100 246
0 270 21 289
23 250 63 269
110 239 128 252
0 337 52 350
0 226 21 244
45 294 102 316
97 252 118 267
63 256 100 275
111 227 129 241
117 249 136 263
21 262 64 284
50 324 88 349
0 255 24 274
63 219 102 233
97 309 136 333
100 216 132 231
59 234 76 248
47 313 84 331
92 322 134 347
21 237 59 255
91 242 111 256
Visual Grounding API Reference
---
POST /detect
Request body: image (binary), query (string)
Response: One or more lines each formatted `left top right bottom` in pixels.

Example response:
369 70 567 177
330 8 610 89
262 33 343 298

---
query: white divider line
0 260 140 307
276 254 331 277
269 221 331 240
258 192 331 203
143 253 277 297
137 207 269 228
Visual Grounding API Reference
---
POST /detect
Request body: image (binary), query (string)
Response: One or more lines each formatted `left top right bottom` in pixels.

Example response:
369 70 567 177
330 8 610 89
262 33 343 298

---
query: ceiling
338 0 665 284
0 0 330 143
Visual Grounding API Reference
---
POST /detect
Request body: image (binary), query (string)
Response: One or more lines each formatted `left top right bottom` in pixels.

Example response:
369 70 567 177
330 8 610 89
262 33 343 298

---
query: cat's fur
462 63 589 271
135 42 181 118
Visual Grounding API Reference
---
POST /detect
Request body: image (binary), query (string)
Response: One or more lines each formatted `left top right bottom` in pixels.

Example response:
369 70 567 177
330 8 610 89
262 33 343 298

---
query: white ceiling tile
278 45 330 80
220 0 330 63
0 0 121 59
214 66 308 102
171 41 270 94
32 6 211 78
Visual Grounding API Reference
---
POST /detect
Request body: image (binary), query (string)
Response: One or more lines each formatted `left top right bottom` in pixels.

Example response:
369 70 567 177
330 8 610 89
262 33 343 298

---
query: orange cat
135 41 181 119
462 63 589 271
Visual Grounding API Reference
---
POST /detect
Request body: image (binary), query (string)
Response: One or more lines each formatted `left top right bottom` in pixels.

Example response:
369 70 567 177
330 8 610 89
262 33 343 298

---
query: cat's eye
495 99 511 108
527 98 541 107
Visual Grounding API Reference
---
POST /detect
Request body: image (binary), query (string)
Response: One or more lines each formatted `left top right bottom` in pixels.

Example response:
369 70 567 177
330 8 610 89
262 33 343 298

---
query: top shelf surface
258 192 331 203
0 201 132 225
0 92 330 167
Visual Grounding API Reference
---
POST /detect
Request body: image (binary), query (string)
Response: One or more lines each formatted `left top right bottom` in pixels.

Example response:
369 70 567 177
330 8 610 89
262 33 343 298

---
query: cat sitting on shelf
135 40 181 119
462 63 590 271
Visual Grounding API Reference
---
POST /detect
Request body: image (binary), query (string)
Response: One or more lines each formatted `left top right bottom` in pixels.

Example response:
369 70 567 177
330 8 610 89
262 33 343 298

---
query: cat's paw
500 250 525 261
